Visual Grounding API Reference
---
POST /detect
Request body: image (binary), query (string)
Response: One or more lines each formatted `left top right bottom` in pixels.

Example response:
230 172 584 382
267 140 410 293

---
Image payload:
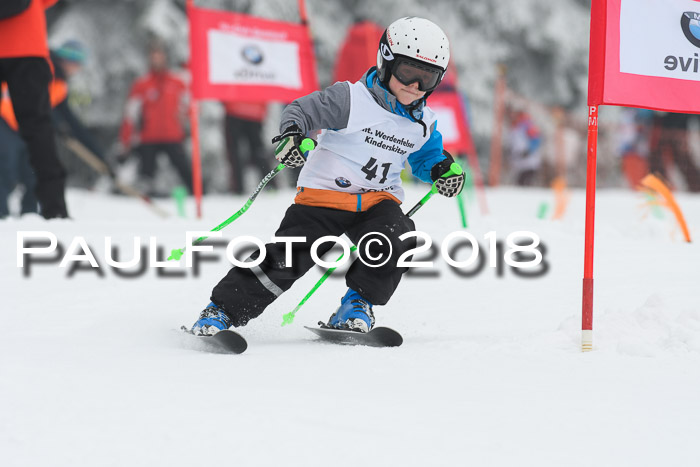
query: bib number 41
361 157 391 184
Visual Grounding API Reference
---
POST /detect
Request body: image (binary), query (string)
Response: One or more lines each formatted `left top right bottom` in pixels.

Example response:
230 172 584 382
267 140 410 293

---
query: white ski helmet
376 17 450 93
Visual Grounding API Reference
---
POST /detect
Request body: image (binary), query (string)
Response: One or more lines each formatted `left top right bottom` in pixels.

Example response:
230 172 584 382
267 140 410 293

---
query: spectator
51 40 109 168
505 106 542 186
222 100 278 194
0 0 69 219
0 102 38 217
617 107 653 189
649 111 700 192
1 40 106 215
119 41 192 196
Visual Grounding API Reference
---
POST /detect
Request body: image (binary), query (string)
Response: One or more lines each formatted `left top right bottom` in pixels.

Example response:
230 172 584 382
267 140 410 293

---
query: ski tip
371 327 403 347
212 330 248 354
180 326 247 354
304 325 403 348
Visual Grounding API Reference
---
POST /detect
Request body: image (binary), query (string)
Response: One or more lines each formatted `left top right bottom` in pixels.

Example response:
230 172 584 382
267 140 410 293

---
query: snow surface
2 185 700 466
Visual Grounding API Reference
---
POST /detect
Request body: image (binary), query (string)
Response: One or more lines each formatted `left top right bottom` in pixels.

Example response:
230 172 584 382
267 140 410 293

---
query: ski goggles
392 57 443 92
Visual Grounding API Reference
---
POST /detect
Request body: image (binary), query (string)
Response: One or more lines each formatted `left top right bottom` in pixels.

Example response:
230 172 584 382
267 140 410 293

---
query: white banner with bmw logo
189 5 318 102
588 0 700 112
620 0 700 81
208 30 302 88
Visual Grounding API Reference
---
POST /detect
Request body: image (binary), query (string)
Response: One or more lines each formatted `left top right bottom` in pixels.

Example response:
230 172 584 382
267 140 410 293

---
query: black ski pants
0 57 68 218
136 142 193 193
224 115 277 194
211 200 417 327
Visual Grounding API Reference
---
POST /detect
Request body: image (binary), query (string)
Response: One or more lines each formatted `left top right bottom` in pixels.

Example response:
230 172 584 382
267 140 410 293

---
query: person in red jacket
0 0 69 219
119 42 193 195
649 112 700 192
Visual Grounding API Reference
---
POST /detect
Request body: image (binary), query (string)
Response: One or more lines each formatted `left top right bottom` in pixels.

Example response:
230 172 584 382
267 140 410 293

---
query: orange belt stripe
295 187 401 212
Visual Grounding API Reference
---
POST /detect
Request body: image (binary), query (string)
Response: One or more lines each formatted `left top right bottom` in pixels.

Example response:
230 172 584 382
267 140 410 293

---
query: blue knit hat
55 40 87 64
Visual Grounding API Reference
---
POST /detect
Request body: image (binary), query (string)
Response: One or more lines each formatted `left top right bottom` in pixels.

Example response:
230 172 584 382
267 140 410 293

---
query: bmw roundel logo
335 177 352 188
241 45 264 65
681 12 700 48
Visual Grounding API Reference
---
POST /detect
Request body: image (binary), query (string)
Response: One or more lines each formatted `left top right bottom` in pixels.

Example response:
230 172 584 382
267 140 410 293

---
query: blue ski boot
327 289 375 333
191 302 233 336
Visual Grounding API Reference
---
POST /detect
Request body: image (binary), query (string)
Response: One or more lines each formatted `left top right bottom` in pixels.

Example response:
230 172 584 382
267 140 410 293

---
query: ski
305 322 403 348
180 326 248 354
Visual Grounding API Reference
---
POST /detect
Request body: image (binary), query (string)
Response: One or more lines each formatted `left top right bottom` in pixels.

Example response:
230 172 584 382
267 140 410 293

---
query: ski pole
456 192 468 228
63 136 171 218
405 162 462 216
455 159 468 228
281 162 463 326
168 137 316 261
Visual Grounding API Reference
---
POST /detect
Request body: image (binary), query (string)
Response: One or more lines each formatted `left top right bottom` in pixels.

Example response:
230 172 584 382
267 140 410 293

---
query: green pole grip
407 162 463 217
275 136 316 155
431 162 463 194
299 137 316 153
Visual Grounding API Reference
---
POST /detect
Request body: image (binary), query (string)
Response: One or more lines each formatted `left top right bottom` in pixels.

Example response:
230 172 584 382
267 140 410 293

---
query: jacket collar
360 67 425 122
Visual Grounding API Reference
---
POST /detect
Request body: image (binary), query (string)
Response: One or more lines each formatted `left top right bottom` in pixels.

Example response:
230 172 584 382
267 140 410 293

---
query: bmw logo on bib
335 177 352 188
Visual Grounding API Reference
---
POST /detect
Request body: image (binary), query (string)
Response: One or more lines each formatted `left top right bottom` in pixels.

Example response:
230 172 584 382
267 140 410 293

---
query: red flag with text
188 5 318 102
589 0 700 113
428 92 475 154
332 21 384 83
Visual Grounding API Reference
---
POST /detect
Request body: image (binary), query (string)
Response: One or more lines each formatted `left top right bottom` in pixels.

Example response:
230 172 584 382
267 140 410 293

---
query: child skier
191 17 464 335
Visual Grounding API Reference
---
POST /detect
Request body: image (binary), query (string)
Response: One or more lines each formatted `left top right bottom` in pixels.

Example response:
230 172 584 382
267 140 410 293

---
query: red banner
188 5 318 102
333 21 384 83
428 92 475 154
589 0 700 113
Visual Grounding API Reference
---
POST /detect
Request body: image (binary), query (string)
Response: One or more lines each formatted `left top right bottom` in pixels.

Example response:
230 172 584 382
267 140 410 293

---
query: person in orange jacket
0 83 39 217
0 77 67 217
0 0 69 219
119 42 193 195
1 40 110 216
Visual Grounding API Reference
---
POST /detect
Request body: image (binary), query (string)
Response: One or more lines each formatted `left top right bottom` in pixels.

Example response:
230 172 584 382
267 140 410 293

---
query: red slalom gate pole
189 100 203 218
297 0 308 24
581 105 599 352
187 0 203 218
488 65 506 186
465 134 489 215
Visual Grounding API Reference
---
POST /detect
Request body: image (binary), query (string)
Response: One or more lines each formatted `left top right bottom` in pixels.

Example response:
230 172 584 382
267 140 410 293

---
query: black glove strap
272 124 303 144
